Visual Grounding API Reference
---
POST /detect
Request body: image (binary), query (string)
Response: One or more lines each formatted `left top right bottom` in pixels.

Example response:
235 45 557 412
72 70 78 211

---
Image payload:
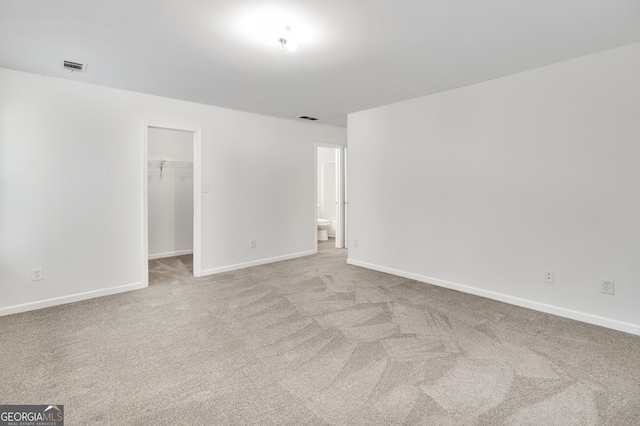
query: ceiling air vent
299 116 318 121
61 60 87 73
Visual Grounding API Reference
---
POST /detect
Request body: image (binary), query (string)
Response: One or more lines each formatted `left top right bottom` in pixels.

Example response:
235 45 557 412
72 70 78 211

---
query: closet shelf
148 160 193 168
148 159 194 178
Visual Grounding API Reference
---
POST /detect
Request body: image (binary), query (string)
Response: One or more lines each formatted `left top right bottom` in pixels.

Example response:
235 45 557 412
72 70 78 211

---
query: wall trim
0 282 146 318
148 249 194 260
202 250 316 276
347 258 640 336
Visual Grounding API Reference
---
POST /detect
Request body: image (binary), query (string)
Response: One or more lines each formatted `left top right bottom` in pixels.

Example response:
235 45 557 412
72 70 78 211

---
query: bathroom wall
317 147 337 236
147 127 194 259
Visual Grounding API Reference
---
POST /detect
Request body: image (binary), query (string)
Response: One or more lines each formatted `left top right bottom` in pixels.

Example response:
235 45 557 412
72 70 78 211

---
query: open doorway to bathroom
316 144 345 250
143 122 202 286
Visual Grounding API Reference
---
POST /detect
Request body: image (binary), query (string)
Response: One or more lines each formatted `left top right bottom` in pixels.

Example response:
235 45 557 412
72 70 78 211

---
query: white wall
0 67 346 314
148 127 194 258
348 42 640 335
322 162 337 237
317 147 337 236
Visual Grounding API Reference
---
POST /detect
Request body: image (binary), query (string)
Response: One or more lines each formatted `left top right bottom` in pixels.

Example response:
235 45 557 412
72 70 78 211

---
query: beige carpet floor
1 240 640 425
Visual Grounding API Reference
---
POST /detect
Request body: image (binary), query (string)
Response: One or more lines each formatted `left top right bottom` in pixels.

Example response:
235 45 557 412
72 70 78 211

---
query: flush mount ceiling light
236 6 313 52
278 26 298 52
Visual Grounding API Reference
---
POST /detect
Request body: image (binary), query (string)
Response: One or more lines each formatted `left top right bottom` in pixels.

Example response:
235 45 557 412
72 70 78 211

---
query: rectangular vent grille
61 60 87 73
299 116 318 121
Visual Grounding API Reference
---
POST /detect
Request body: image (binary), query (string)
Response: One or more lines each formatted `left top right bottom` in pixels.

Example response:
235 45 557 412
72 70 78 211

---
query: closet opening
143 123 202 286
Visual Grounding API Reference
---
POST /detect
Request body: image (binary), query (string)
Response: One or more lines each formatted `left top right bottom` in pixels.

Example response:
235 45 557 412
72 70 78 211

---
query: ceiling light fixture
236 6 313 52
279 26 298 52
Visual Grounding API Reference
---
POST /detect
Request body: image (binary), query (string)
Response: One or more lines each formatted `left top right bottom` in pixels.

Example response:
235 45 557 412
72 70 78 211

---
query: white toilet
317 218 330 241
317 205 330 241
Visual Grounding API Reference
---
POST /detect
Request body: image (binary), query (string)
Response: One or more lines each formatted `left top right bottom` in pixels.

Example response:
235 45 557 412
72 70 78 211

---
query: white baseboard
0 281 146 317
347 258 640 336
202 250 316 276
148 249 193 260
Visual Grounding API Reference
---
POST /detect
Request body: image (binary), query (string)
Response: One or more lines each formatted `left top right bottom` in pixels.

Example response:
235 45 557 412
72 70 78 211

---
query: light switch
202 184 209 193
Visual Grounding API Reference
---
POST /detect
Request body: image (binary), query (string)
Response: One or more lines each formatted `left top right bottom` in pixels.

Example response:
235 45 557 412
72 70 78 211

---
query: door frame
315 142 346 249
343 147 348 249
143 121 202 285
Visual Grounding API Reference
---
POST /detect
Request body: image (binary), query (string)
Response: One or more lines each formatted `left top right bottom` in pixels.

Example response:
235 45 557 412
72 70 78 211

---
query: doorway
316 143 345 250
143 122 202 286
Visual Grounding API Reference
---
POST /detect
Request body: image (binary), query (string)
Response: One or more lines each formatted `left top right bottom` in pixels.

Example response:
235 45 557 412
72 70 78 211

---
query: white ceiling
2 0 640 127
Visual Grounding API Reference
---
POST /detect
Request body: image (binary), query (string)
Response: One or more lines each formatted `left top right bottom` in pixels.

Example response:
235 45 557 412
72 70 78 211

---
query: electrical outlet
544 270 554 283
353 239 359 247
250 240 256 249
601 279 615 295
32 267 43 281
